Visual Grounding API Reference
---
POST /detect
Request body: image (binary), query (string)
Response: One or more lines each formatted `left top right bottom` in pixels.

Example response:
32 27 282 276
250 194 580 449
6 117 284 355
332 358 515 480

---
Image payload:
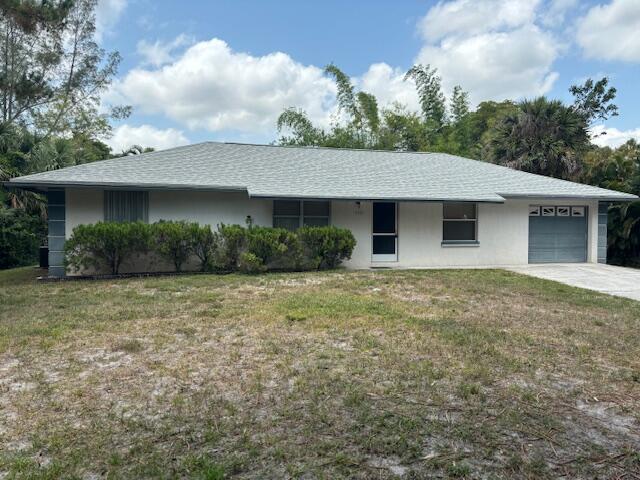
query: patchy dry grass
1 266 639 479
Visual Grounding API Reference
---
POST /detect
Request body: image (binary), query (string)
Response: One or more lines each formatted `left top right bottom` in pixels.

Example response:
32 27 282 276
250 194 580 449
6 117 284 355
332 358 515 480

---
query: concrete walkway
506 263 640 301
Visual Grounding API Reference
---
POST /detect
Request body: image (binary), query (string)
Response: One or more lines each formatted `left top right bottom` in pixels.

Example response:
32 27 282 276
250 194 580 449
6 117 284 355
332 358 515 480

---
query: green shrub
245 226 301 270
238 251 266 274
216 224 246 270
0 208 46 269
298 226 356 270
64 221 356 276
65 222 152 274
152 220 196 272
190 224 219 272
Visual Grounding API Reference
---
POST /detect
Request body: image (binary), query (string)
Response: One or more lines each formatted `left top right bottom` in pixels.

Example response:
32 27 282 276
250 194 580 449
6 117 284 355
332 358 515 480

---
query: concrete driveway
506 263 640 301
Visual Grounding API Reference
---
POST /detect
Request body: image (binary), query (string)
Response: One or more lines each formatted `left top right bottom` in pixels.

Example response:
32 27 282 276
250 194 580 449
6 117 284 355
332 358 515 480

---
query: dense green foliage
485 98 589 180
65 222 152 275
218 224 356 273
0 0 157 270
298 225 358 270
153 221 198 272
216 224 247 271
0 207 45 268
243 226 301 272
581 140 640 265
276 65 638 266
64 222 357 275
190 223 219 272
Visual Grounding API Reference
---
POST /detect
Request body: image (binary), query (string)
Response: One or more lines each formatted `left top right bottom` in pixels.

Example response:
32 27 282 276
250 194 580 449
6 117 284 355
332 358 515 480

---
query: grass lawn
0 267 639 479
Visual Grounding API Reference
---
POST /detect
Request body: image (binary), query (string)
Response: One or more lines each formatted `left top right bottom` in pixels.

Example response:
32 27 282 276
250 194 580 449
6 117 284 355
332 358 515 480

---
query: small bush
245 226 301 270
190 224 218 272
238 251 266 274
298 226 356 270
152 220 196 272
65 221 152 274
216 224 246 270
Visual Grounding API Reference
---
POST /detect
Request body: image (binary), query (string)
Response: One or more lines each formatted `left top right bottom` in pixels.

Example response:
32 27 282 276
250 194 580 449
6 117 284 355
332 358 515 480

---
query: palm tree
486 97 589 180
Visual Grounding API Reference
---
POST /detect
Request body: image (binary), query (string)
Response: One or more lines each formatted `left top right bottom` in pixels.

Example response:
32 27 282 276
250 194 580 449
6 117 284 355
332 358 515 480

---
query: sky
96 0 640 153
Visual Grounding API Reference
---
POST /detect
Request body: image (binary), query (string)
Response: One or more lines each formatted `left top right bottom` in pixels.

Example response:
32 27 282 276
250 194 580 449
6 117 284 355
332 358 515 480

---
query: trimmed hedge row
64 221 356 275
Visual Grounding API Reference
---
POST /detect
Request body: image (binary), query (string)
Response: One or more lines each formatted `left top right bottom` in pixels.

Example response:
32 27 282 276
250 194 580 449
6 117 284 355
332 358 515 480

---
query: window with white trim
443 203 477 242
104 191 148 222
273 200 330 231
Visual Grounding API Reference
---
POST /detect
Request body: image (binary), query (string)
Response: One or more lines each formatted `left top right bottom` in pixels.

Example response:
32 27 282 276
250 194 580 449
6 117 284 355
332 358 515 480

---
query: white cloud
95 0 127 42
105 1 579 139
419 0 540 42
590 125 640 148
416 25 560 106
357 63 420 111
112 38 336 134
576 0 640 62
410 0 566 107
137 34 194 67
105 124 189 152
540 0 578 27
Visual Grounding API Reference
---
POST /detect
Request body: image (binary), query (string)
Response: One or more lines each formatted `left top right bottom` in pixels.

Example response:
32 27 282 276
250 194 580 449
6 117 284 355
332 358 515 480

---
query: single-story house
7 142 638 277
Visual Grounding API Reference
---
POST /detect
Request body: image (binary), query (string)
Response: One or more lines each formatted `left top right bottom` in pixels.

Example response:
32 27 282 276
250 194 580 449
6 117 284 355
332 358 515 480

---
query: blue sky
97 0 640 152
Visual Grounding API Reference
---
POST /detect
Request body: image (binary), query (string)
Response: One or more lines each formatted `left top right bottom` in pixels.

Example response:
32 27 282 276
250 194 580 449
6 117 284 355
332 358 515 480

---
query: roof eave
248 193 506 203
5 179 249 193
500 193 639 202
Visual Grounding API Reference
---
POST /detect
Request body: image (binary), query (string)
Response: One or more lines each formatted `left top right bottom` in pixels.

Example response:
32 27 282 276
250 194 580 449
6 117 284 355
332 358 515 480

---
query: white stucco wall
65 189 273 238
66 189 104 238
148 190 272 226
332 198 599 268
64 188 599 272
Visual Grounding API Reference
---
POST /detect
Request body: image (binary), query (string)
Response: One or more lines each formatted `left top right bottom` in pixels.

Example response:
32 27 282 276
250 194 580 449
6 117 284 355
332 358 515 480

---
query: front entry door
372 202 398 262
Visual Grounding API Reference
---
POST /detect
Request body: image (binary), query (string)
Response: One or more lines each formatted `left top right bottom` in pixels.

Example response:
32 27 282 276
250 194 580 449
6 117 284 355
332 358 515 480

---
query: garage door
528 206 587 263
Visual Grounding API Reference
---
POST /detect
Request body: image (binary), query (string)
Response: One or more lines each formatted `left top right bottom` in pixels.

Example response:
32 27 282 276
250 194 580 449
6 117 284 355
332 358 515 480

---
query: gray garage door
529 206 587 263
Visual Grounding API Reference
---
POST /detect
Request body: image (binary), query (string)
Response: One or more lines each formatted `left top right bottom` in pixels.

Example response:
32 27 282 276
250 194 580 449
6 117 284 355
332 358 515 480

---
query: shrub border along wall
62 221 356 278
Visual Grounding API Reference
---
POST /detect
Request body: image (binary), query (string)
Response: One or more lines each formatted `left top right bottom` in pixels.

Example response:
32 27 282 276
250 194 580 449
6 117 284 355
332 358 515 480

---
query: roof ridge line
220 141 438 156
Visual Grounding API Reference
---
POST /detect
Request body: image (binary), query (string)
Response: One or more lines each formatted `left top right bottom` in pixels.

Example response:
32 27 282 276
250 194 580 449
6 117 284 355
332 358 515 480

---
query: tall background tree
0 0 132 268
276 66 638 266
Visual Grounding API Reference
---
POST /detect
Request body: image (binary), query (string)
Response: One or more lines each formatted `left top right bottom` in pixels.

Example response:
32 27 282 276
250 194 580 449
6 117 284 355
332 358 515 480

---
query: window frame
104 190 149 223
441 202 479 246
273 199 331 230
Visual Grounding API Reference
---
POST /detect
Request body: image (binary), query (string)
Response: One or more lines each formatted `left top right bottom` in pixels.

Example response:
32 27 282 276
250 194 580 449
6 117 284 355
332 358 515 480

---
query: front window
443 202 477 243
104 191 149 222
273 200 330 230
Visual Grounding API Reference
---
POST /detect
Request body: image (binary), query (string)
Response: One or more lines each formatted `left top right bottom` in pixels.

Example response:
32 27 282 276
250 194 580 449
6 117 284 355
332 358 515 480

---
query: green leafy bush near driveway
64 222 356 275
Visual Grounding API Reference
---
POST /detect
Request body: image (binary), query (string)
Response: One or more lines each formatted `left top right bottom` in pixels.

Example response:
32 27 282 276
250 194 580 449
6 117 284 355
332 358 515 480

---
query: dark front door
372 202 397 262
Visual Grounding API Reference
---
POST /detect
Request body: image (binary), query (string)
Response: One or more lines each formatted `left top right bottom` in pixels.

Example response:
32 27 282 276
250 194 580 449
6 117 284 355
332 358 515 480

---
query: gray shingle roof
8 142 638 202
